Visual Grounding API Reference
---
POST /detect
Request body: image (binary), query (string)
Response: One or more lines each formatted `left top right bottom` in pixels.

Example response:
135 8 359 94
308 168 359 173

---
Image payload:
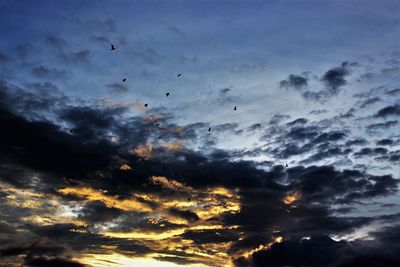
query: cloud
167 26 186 38
15 43 34 60
0 239 85 267
279 74 308 89
45 36 90 63
321 62 354 91
376 139 394 146
46 36 68 50
89 35 110 45
107 83 129 94
31 65 66 78
299 62 357 102
366 120 398 131
0 52 11 62
358 96 381 109
374 104 400 118
0 78 399 267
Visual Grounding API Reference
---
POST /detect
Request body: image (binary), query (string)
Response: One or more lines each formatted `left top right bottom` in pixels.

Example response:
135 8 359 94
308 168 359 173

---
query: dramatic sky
0 0 399 266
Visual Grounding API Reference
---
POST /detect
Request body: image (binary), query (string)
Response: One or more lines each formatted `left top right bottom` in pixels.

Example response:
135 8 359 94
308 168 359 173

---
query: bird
111 44 116 50
177 73 182 77
188 197 191 202
122 78 126 82
155 123 160 126
144 103 148 108
286 163 289 168
166 92 170 97
208 127 211 132
234 106 237 111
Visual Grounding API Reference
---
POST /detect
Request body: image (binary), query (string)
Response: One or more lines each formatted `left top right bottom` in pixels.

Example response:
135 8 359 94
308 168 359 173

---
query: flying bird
208 127 211 132
144 103 148 108
122 78 126 82
166 92 170 97
177 73 182 77
155 123 160 126
286 163 289 168
234 106 237 111
111 44 116 50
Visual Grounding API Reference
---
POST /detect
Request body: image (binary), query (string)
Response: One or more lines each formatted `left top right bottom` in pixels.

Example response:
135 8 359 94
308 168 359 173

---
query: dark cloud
46 36 68 50
354 147 388 157
374 104 400 118
0 75 399 266
0 52 11 62
89 35 110 45
236 231 400 267
279 74 308 89
247 123 262 132
45 36 90 63
300 62 356 102
0 240 85 267
107 83 129 94
31 66 66 78
309 109 328 115
167 26 186 38
62 49 90 63
376 139 394 146
321 61 354 90
215 87 238 104
359 96 381 109
78 201 124 223
385 88 400 96
286 118 308 127
15 43 34 60
366 120 398 131
345 138 367 146
236 235 346 267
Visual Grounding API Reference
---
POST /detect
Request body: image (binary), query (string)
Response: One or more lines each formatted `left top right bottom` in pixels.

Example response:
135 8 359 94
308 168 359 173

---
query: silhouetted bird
208 127 211 132
144 103 148 107
111 44 116 50
155 123 160 126
286 163 289 168
234 106 237 111
166 92 170 97
177 73 182 77
69 130 73 134
122 78 126 82
158 136 162 139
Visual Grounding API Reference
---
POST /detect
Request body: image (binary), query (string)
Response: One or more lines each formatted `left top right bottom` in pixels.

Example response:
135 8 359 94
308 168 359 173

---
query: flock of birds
110 43 238 134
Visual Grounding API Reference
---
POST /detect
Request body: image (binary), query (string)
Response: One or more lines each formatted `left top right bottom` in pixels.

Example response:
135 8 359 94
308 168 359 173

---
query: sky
0 0 399 266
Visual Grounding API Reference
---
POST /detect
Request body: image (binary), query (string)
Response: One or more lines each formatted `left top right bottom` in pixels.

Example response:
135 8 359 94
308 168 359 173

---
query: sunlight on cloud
80 253 209 267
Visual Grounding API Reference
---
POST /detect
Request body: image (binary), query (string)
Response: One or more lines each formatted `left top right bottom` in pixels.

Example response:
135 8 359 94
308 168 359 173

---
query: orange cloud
283 191 301 205
58 187 152 212
119 163 132 171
